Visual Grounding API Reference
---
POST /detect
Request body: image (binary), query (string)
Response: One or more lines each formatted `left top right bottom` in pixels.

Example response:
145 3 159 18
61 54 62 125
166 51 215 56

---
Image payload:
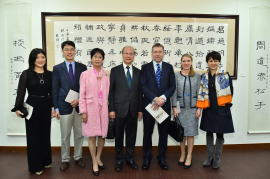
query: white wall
1 0 270 147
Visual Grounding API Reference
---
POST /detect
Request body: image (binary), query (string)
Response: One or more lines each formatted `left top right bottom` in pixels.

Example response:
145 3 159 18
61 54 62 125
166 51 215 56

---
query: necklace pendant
40 79 44 84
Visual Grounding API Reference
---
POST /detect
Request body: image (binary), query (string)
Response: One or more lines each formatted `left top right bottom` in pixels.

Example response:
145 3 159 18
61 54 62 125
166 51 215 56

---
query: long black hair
28 48 48 75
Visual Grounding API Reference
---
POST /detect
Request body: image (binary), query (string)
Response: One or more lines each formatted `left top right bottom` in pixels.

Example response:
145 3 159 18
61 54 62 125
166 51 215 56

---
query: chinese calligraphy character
87 49 92 55
108 49 116 56
141 50 149 56
152 24 161 31
174 37 183 44
75 50 82 56
256 41 265 50
14 72 22 79
206 26 215 32
87 61 92 67
186 37 193 45
217 38 225 45
163 25 172 31
120 23 126 32
195 38 205 45
96 24 106 31
13 39 26 49
85 24 93 31
216 26 224 33
74 37 83 43
255 89 266 95
153 37 160 43
207 37 215 44
131 25 138 31
164 50 171 56
97 37 105 43
255 101 266 110
257 73 266 81
141 24 151 31
174 25 183 33
119 36 127 43
196 26 204 32
195 51 204 57
130 37 138 43
185 25 193 32
108 60 116 67
141 38 150 44
174 49 183 57
86 37 93 42
108 23 116 32
257 57 264 65
163 37 172 45
174 62 181 68
13 56 24 62
74 24 81 30
108 36 116 44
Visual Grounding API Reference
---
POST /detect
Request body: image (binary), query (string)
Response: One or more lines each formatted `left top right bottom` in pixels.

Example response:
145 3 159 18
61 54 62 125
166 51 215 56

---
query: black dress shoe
178 160 185 166
98 164 106 169
184 159 192 169
158 160 168 170
115 162 122 172
142 160 151 170
92 165 99 176
126 160 138 170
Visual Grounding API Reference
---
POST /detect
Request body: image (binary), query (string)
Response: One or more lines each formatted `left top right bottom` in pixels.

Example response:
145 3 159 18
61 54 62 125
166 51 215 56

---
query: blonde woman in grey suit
172 54 201 169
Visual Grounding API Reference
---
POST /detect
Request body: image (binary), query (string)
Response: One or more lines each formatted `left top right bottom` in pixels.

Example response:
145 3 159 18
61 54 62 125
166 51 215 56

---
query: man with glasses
52 41 87 171
109 46 143 172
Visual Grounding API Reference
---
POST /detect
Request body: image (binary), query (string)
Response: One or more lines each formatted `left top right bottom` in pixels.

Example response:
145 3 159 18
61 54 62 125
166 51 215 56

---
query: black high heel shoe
184 159 192 169
98 164 106 169
178 160 185 166
92 165 100 176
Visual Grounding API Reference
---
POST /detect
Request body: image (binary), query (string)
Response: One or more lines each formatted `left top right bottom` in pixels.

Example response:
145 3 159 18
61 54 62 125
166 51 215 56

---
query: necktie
156 64 161 88
126 66 132 89
69 64 74 85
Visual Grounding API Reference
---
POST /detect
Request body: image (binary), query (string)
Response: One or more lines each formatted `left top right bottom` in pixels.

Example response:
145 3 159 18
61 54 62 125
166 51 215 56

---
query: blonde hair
181 53 195 77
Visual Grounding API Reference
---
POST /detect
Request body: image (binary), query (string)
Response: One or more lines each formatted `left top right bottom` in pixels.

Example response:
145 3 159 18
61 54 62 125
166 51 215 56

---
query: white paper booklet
23 102 33 120
145 103 169 124
65 89 79 103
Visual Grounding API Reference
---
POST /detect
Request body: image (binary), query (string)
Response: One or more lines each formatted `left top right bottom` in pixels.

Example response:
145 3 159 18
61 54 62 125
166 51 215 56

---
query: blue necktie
69 64 74 85
126 66 132 89
156 64 161 88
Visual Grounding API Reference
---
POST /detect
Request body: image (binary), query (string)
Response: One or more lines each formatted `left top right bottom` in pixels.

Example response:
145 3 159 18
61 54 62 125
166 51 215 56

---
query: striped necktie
126 66 132 89
156 64 161 88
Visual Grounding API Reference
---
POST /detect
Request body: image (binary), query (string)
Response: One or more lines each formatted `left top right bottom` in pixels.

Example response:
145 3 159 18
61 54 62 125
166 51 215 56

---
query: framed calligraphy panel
42 13 239 79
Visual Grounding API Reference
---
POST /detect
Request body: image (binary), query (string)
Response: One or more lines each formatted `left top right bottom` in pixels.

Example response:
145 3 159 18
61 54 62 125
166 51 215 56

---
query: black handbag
168 117 184 142
106 119 115 139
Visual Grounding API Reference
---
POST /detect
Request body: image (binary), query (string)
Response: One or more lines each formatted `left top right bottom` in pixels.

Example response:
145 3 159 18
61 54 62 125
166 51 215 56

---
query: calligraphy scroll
248 7 270 133
5 3 32 135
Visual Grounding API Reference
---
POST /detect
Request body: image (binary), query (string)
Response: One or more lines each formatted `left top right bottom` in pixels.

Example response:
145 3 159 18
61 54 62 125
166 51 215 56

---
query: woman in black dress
197 51 234 169
11 48 55 175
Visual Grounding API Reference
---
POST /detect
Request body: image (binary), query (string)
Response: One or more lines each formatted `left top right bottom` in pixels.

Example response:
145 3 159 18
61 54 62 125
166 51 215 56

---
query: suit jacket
52 61 87 115
140 61 176 114
109 64 143 118
79 68 110 138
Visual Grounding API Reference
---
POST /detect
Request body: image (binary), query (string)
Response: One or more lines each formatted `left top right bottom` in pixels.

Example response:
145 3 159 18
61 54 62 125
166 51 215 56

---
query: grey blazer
172 71 201 108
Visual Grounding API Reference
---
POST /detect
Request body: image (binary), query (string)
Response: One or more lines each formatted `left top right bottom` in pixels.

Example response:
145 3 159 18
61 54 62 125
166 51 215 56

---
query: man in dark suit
109 46 143 172
52 41 87 171
140 43 176 170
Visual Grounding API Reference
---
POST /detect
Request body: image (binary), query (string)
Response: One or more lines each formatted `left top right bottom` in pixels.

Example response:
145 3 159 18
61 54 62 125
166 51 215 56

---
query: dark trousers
142 111 170 161
25 108 52 173
114 109 138 162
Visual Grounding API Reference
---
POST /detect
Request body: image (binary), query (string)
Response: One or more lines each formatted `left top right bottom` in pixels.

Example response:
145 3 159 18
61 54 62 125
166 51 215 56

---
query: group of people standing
12 41 234 176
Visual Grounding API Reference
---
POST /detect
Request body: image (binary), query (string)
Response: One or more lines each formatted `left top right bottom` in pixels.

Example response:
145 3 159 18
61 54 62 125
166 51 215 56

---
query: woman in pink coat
79 48 110 176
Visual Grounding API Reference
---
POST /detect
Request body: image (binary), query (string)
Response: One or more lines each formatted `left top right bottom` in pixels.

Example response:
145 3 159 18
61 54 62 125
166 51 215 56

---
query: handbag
168 116 184 142
106 118 115 139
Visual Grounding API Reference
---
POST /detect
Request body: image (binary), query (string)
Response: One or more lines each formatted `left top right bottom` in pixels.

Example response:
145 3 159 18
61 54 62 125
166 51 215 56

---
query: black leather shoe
178 160 185 166
142 160 151 170
98 164 106 169
115 162 122 172
126 160 138 170
92 165 99 176
184 159 192 169
158 160 168 170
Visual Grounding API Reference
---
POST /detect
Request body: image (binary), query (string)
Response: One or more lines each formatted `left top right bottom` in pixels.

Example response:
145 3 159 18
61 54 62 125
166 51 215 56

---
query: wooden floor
0 148 270 179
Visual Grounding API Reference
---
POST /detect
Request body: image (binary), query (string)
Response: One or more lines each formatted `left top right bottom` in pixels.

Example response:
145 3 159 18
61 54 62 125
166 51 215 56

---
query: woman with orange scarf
197 51 234 169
